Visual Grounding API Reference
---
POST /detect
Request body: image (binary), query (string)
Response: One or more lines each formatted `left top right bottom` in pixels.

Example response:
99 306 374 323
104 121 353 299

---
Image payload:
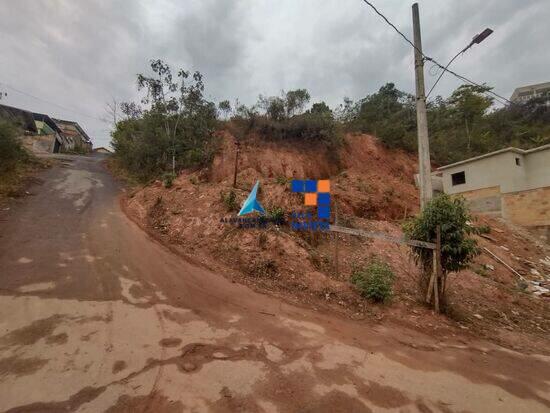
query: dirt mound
209 132 419 220
210 131 336 182
123 130 550 354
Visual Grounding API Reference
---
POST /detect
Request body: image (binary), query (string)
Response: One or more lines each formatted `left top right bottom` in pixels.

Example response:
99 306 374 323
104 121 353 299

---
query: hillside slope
123 131 550 353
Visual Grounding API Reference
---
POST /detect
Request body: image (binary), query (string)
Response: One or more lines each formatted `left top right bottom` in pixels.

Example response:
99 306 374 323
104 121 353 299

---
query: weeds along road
0 154 549 413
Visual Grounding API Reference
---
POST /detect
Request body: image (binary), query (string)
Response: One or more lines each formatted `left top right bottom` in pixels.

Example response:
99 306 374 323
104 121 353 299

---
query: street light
471 28 493 45
427 28 493 97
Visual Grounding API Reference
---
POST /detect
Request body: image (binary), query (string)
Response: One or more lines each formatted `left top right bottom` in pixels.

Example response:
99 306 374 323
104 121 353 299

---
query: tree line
111 59 550 181
340 82 550 165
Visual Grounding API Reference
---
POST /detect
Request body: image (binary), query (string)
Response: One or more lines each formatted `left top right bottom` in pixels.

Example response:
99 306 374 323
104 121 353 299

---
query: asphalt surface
0 155 549 412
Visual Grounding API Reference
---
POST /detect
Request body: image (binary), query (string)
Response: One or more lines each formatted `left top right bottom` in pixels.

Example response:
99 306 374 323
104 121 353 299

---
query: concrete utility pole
412 3 432 209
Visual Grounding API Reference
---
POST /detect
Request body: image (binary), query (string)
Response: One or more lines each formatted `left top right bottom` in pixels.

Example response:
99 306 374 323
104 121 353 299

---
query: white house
436 144 550 240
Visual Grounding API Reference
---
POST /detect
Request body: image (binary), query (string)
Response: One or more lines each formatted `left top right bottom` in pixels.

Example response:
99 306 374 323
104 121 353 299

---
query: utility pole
232 139 240 188
412 3 432 209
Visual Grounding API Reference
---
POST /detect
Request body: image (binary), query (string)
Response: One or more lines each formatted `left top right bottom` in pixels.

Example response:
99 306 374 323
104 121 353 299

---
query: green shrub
267 206 285 225
221 190 238 212
253 112 342 147
350 259 395 303
403 194 480 274
0 121 27 173
477 224 490 235
162 172 176 188
230 91 342 149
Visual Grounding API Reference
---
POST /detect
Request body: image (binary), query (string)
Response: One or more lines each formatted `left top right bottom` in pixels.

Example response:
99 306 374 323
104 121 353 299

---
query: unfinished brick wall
455 186 502 216
452 185 550 241
502 186 550 227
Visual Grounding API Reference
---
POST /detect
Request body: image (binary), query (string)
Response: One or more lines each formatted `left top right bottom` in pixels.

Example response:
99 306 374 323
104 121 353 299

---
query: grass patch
0 157 48 200
104 157 141 187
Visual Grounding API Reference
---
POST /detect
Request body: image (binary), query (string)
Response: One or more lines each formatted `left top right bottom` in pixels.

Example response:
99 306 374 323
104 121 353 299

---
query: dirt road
0 155 549 412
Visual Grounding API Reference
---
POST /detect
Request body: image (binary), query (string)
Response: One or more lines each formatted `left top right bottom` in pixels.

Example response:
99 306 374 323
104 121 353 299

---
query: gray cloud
1 0 548 148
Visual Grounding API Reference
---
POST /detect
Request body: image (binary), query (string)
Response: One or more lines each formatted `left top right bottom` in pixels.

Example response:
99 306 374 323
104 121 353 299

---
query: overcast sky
1 0 548 148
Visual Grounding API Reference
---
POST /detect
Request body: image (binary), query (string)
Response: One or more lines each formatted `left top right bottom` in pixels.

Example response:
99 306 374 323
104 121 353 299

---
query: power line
426 51 464 98
360 0 420 53
436 65 509 106
359 0 512 106
0 81 108 123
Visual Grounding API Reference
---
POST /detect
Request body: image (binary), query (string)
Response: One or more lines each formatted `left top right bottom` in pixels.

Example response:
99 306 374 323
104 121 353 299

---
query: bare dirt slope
124 132 550 355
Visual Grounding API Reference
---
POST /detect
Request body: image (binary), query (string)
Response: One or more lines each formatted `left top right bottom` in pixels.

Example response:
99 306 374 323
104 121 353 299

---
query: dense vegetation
111 60 219 182
112 59 550 180
0 120 29 174
112 61 341 181
340 83 550 165
0 120 43 198
223 89 341 148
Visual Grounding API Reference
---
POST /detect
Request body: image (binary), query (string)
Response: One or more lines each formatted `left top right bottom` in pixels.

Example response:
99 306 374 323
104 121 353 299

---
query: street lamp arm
426 28 493 98
426 50 464 98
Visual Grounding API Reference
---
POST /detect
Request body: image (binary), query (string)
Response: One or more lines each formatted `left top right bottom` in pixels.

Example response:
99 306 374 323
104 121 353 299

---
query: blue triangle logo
238 180 266 216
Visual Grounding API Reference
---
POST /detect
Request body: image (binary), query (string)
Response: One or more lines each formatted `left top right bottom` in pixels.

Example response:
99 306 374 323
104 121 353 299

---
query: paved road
0 155 549 412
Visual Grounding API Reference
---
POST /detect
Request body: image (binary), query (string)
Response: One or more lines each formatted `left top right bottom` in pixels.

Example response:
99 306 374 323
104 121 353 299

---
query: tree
334 97 355 123
111 59 217 181
120 102 143 120
337 81 549 164
310 101 332 116
285 89 310 117
138 59 216 172
218 100 231 119
348 83 416 150
258 95 286 121
135 59 215 173
448 84 493 151
403 194 481 308
104 98 119 128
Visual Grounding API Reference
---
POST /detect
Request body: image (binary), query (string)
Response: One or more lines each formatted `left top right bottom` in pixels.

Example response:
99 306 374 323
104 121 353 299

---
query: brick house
52 118 93 152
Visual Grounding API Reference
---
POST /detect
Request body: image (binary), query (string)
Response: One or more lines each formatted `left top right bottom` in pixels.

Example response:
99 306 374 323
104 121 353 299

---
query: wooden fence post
434 225 442 313
426 251 435 304
328 223 439 310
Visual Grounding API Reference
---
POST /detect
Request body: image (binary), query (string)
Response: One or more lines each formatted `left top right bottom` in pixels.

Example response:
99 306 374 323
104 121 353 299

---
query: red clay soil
122 131 550 354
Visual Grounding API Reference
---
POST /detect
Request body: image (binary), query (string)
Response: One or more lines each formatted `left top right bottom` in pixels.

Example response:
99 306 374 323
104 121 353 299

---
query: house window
515 157 521 166
451 171 466 186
